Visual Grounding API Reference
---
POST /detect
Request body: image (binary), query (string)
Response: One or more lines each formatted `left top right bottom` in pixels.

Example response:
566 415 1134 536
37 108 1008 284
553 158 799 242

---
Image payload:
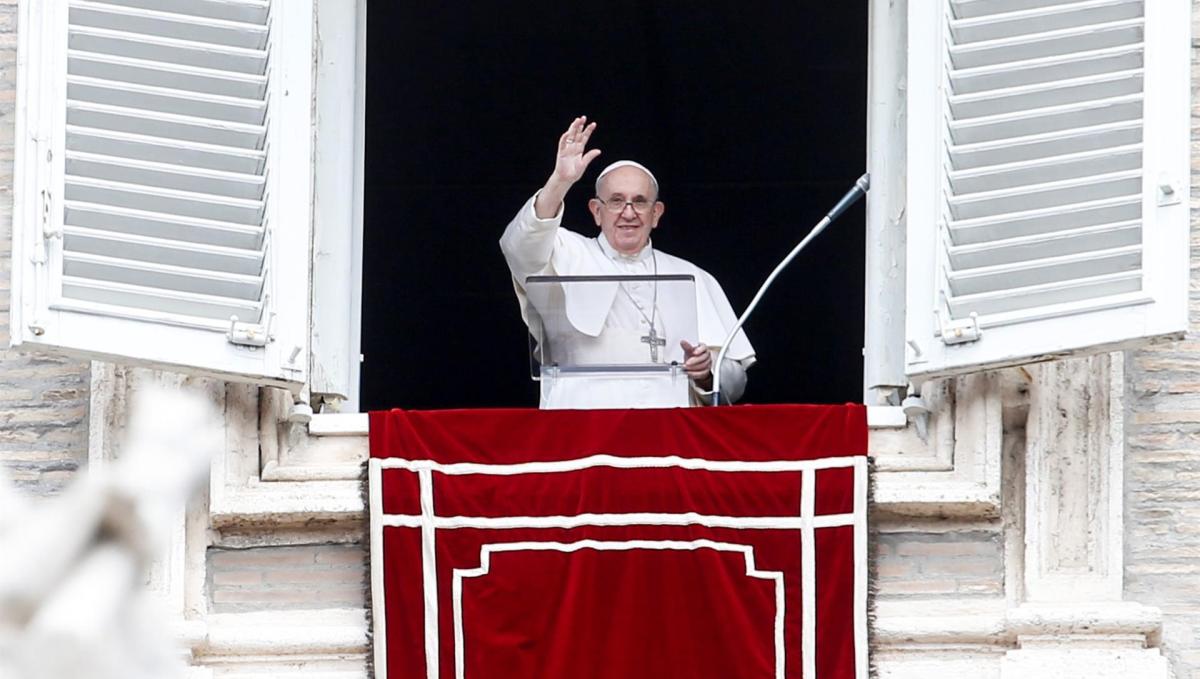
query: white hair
594 160 660 198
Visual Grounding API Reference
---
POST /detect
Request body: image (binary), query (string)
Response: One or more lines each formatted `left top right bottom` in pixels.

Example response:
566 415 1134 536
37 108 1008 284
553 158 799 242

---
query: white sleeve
499 191 564 289
690 357 749 406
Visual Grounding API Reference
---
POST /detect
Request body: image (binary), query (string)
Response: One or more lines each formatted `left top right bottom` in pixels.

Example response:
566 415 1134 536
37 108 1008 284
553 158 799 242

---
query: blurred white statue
0 383 221 679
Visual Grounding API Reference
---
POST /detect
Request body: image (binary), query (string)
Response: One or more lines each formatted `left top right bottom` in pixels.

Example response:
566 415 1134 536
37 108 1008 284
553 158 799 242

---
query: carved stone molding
873 598 1170 679
190 609 367 678
207 385 363 543
872 372 1004 517
1024 353 1123 602
1002 353 1170 678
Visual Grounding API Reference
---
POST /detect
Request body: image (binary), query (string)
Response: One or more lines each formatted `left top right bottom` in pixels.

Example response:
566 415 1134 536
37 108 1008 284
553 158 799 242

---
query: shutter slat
948 144 1141 194
66 151 266 201
948 220 1140 269
61 276 264 322
947 245 1141 296
64 251 264 300
942 0 1147 328
948 93 1142 145
67 126 266 174
952 0 1083 20
69 26 267 75
951 45 1142 94
64 201 265 250
69 76 267 125
950 69 1141 119
948 170 1140 221
67 102 266 149
950 0 1143 45
949 120 1141 170
949 195 1140 245
945 271 1142 318
70 1 268 50
90 0 271 25
69 51 267 100
59 0 275 329
65 176 264 225
63 226 264 275
950 20 1137 72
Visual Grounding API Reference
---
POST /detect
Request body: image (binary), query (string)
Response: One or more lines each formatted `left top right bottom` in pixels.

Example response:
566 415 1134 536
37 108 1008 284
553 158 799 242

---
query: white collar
597 234 654 263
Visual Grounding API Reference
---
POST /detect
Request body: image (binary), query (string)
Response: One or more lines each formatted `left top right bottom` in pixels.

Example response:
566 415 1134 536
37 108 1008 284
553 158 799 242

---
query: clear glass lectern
525 274 699 409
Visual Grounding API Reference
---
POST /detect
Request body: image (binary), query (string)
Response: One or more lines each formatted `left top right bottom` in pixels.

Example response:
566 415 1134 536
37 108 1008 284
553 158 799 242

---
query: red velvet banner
369 405 868 679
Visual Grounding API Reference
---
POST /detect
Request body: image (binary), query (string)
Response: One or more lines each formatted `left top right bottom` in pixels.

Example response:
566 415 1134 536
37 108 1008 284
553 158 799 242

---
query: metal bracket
31 188 59 266
938 311 982 346
41 188 61 240
901 393 930 441
1158 180 1181 207
226 314 273 348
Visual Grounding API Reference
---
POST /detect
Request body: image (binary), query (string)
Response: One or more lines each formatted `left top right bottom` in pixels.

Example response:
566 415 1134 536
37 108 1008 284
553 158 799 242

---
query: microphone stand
711 173 871 405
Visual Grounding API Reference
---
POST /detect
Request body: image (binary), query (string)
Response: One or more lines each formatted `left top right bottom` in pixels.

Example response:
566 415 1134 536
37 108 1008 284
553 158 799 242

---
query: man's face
589 166 665 255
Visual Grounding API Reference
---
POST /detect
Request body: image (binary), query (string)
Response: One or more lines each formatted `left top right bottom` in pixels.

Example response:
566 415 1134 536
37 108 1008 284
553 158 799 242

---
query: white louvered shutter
905 0 1190 380
12 0 313 388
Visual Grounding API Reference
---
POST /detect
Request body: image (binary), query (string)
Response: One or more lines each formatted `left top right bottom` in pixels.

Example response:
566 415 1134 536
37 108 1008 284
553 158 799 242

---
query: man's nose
619 202 640 218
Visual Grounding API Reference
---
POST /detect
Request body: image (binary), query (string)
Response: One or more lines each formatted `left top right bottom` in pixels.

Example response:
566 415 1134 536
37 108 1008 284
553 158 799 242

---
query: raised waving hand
535 116 601 218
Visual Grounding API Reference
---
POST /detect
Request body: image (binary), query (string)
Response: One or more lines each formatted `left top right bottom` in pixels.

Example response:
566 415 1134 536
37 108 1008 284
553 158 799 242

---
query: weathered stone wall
1122 4 1200 677
207 544 366 613
876 525 1005 598
0 0 90 495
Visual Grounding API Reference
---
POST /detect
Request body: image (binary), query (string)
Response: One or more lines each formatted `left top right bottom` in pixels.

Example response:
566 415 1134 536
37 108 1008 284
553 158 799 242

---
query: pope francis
500 116 755 409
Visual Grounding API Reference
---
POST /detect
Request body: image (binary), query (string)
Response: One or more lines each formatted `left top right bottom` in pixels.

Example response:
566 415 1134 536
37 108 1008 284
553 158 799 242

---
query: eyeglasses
596 197 655 214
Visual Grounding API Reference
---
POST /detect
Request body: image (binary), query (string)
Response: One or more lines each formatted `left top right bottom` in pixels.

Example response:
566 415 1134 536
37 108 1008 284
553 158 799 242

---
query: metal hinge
226 313 274 348
937 311 982 346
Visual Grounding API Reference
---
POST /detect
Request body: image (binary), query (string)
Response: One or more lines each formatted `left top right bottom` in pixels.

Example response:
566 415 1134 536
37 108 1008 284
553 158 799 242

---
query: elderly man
501 116 755 408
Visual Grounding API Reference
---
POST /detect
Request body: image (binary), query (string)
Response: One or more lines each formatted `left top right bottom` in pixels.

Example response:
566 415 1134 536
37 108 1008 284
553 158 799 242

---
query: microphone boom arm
711 173 870 405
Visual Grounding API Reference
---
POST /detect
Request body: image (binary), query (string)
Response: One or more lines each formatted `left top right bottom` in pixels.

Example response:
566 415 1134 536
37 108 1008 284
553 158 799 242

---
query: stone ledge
875 598 1166 648
209 479 363 530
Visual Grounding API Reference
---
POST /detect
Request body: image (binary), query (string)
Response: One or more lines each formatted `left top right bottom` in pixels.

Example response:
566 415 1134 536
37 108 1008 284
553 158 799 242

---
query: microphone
711 172 870 405
827 173 871 222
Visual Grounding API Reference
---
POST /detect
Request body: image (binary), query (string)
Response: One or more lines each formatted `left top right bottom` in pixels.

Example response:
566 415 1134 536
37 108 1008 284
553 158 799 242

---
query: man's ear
651 201 665 228
588 198 603 226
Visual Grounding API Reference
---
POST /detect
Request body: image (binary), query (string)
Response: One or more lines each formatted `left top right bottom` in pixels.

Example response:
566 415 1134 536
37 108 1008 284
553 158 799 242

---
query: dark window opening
362 3 868 410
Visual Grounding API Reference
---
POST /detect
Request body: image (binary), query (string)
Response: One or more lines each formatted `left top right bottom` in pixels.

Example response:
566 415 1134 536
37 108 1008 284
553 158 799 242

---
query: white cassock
500 192 756 409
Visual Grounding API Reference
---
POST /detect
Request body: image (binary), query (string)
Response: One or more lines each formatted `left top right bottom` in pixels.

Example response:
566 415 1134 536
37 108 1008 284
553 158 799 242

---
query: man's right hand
535 116 601 218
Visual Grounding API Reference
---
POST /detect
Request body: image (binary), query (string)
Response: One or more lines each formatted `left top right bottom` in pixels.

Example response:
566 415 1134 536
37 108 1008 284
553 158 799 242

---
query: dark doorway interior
362 3 868 410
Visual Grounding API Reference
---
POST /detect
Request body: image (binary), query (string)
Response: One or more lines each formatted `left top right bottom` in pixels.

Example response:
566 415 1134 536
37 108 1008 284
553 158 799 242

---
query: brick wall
208 544 367 613
0 0 90 496
875 527 1005 598
1121 4 1200 678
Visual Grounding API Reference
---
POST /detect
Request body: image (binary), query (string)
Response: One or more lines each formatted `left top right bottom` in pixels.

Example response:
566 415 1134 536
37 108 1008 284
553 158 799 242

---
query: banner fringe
361 456 376 679
867 455 878 679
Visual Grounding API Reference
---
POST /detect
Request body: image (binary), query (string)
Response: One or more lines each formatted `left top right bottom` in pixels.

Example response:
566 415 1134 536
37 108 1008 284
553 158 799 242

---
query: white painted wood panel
905 0 1190 379
12 0 313 388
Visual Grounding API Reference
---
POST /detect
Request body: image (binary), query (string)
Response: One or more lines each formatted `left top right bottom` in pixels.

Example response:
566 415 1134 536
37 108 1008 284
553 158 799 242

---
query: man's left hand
680 340 713 389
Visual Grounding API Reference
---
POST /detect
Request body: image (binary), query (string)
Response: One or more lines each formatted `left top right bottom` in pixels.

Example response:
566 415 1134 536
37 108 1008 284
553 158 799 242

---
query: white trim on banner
369 459 388 679
379 512 857 530
375 454 860 474
801 468 817 679
452 540 786 679
419 469 439 679
853 456 868 679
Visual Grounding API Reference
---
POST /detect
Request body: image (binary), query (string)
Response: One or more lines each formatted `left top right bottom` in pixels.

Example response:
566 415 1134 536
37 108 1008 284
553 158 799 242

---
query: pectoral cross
641 326 666 362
